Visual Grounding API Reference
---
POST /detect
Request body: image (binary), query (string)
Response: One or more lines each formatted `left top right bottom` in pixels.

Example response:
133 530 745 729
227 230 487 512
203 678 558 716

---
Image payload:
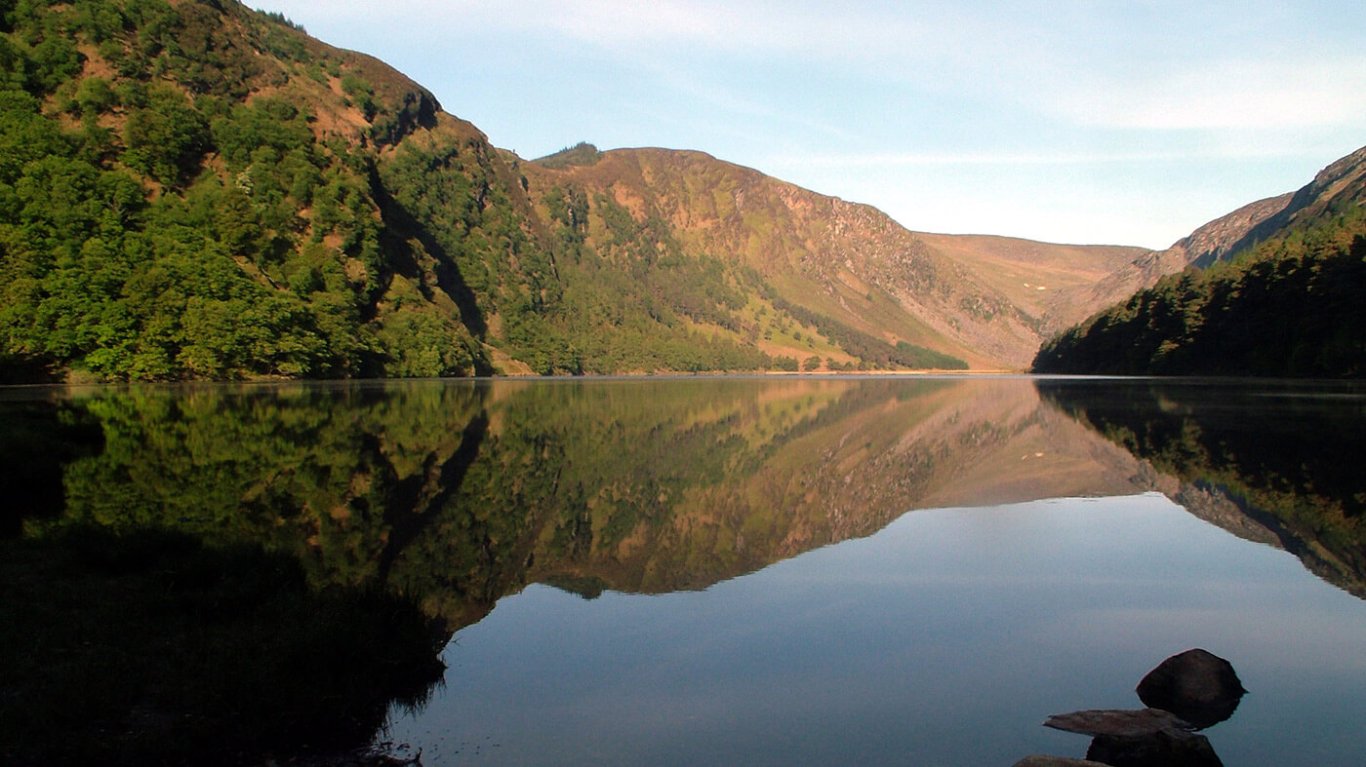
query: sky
250 1 1366 249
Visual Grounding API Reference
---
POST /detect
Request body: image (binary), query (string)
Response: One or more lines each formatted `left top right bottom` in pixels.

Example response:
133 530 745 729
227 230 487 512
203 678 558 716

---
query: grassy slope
914 233 1147 336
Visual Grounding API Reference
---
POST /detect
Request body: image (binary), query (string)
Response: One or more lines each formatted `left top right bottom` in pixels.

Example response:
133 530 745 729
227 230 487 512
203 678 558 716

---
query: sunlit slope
3 0 972 378
0 0 561 380
526 147 1161 369
913 233 1146 336
1077 193 1296 316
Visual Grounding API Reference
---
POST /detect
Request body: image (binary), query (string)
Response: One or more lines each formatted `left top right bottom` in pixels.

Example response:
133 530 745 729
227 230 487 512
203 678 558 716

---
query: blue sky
251 1 1366 248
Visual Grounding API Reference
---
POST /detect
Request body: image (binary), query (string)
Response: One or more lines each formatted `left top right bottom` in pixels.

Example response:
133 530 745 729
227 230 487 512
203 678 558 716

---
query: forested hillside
1034 148 1366 377
0 0 513 380
0 0 794 381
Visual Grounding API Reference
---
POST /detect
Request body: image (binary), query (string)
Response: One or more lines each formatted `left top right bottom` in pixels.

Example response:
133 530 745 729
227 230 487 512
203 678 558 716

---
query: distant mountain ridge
0 0 1176 379
1079 192 1294 310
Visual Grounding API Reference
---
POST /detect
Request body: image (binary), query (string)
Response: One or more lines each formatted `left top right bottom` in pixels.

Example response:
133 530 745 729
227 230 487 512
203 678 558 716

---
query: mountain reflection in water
1036 377 1366 597
2 377 1364 765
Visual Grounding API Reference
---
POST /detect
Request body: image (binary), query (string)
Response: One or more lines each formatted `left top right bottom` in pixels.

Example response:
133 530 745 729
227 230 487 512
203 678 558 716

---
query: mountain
522 145 1149 370
909 232 1147 341
0 0 1159 380
1 0 518 380
1077 192 1294 312
1199 145 1366 267
1033 145 1366 377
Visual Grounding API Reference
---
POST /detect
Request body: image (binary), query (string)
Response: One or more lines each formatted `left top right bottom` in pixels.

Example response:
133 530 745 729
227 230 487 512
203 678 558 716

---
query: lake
2 376 1364 766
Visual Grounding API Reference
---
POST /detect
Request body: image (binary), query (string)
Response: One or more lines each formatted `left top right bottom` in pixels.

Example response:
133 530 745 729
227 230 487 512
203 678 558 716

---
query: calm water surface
2 376 1364 766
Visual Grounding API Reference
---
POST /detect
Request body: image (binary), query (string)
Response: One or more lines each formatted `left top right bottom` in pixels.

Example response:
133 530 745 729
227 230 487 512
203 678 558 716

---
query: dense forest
1033 212 1366 377
0 0 489 380
0 0 969 382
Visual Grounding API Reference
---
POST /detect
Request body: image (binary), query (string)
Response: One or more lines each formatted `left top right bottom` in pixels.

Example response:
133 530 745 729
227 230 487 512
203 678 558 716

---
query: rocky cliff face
1180 193 1295 266
1204 145 1366 266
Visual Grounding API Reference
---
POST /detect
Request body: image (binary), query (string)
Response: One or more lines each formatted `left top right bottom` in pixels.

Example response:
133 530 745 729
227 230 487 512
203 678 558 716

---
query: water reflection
1036 378 1366 598
0 398 102 535
15 378 1166 625
4 377 1365 764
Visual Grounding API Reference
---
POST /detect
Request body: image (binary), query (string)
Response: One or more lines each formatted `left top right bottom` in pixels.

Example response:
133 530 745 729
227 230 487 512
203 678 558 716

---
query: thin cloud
764 145 1325 170
255 1 1366 125
1055 55 1366 131
645 67 861 143
256 0 958 62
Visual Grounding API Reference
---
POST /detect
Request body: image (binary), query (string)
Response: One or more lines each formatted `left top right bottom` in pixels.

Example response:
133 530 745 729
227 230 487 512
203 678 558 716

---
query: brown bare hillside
526 147 1153 368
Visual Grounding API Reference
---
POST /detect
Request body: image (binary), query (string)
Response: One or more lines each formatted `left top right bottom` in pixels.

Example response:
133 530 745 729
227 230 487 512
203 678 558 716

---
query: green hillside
0 0 504 380
1034 150 1366 378
523 147 982 372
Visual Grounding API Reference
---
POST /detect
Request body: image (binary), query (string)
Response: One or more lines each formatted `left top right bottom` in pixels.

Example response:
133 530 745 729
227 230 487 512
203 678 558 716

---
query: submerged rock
1136 648 1246 729
1011 756 1111 767
1086 730 1222 767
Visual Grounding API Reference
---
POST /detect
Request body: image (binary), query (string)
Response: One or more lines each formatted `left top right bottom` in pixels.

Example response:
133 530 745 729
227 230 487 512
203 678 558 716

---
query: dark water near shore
2 376 1364 765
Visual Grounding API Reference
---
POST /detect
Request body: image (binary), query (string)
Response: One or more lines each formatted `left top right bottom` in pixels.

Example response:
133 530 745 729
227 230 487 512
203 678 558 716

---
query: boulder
1027 649 1245 766
1044 707 1194 738
1136 648 1246 728
1044 708 1221 767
